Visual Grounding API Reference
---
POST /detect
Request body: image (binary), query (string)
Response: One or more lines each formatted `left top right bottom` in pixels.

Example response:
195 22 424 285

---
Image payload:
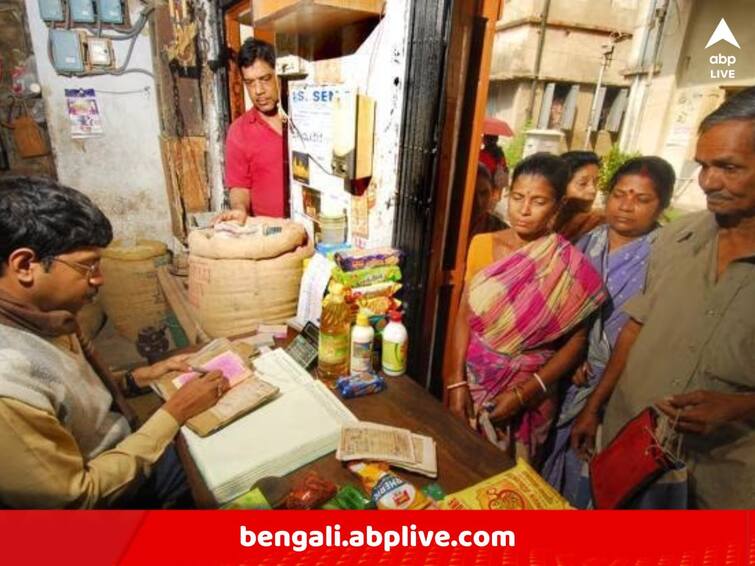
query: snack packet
349 462 434 510
356 296 400 316
321 485 375 510
336 372 386 399
331 265 402 288
440 458 573 510
285 472 338 510
335 247 402 271
348 282 402 301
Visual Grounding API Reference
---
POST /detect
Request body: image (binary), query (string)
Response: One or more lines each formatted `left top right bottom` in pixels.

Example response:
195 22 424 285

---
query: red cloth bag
590 408 673 509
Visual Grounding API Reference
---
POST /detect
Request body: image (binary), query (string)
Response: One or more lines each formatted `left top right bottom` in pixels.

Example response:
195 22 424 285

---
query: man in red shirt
216 38 285 224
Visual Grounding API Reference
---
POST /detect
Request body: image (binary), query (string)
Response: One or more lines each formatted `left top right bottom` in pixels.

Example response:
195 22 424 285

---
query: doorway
221 0 275 123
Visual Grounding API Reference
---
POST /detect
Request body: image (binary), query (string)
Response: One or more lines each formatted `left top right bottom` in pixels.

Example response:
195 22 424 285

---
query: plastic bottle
350 311 374 375
381 310 408 376
317 283 351 386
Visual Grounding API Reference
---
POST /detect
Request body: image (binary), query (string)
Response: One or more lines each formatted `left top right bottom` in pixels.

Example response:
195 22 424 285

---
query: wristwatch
123 369 151 398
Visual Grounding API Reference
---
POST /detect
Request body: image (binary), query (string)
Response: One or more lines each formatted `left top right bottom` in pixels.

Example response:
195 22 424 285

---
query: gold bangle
513 385 526 408
446 381 469 391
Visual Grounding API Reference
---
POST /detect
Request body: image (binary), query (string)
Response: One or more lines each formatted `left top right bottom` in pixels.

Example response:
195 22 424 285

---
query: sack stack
187 217 313 338
99 239 170 341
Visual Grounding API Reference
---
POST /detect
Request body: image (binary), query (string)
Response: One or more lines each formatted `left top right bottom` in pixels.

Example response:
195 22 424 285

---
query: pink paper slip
172 371 200 389
172 351 251 390
203 351 250 386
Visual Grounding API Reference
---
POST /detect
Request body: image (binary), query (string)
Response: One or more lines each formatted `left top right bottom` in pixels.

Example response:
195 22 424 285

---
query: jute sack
99 240 170 341
188 218 313 338
188 216 306 259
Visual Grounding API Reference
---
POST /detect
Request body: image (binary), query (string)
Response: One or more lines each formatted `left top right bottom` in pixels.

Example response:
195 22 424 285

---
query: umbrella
483 116 514 137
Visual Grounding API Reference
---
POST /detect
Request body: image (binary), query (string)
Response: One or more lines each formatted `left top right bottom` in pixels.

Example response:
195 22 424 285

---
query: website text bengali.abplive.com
240 524 516 553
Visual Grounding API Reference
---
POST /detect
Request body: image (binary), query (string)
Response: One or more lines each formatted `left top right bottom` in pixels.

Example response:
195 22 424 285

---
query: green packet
221 488 272 510
321 484 376 510
331 265 402 288
422 483 446 503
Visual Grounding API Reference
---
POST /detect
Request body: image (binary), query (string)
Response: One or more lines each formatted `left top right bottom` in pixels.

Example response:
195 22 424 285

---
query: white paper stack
183 348 357 504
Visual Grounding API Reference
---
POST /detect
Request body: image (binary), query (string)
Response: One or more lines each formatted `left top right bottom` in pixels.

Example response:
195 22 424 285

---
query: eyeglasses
50 257 102 281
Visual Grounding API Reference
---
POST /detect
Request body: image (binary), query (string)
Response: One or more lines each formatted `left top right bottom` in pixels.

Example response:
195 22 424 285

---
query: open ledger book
151 338 278 437
152 338 278 436
181 348 357 504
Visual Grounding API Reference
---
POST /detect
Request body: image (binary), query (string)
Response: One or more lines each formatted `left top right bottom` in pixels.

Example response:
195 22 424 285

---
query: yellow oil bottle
317 282 351 386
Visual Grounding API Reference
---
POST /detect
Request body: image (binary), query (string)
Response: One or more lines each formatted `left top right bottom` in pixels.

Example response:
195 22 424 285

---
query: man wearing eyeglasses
215 37 286 226
0 176 230 508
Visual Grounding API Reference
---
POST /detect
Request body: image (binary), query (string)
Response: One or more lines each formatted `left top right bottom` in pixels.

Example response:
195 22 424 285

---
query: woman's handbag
2 98 49 158
590 407 684 509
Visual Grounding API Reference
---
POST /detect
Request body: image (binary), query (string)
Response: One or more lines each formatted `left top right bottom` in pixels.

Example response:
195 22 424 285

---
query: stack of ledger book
181 348 357 504
336 421 438 478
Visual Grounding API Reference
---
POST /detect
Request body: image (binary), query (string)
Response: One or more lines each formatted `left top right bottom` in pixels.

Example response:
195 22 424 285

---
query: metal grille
392 0 455 380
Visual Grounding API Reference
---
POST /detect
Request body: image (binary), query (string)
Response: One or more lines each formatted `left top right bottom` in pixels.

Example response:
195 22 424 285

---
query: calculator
284 321 320 370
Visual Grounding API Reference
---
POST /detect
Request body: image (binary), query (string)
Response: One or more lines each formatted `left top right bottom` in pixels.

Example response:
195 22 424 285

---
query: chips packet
349 462 434 510
285 472 338 510
321 485 375 510
331 265 402 288
335 247 402 271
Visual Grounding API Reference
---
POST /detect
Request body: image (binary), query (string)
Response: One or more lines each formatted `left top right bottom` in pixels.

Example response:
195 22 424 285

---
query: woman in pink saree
446 153 607 463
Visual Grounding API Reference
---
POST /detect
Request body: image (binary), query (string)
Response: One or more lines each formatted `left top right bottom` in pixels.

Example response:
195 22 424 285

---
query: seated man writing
0 176 229 509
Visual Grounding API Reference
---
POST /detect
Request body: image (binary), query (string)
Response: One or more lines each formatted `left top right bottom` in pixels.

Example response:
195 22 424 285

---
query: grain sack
99 240 170 341
188 217 313 338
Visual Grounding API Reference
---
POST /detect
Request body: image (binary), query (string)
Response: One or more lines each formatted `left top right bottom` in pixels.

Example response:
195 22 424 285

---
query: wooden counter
176 370 514 508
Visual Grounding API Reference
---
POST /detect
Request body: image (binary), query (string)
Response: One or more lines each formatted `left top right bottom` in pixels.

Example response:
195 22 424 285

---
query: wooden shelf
252 0 384 36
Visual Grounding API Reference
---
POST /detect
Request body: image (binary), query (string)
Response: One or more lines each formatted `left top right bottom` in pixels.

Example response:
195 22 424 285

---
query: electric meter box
97 0 124 24
331 92 375 180
87 37 114 67
70 0 96 23
38 0 64 22
51 30 85 73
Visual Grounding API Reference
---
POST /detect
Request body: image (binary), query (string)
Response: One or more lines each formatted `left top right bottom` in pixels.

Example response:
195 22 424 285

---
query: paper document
252 346 315 394
184 348 357 503
210 378 278 421
235 333 276 348
295 252 333 327
337 423 415 463
336 422 438 478
152 338 275 437
173 350 251 389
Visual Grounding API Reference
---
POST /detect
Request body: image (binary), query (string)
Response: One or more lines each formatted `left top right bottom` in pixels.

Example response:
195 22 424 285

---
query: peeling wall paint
359 0 410 248
24 0 173 244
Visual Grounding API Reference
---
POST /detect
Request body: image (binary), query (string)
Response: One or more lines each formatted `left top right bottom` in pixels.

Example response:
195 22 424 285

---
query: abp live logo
706 18 740 79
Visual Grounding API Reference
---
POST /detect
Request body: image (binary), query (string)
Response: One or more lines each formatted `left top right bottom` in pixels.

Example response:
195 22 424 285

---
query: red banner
1 510 753 564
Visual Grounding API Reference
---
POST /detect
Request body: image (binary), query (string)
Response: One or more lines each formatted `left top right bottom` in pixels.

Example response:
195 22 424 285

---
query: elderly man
0 177 229 508
217 38 286 225
571 87 755 509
